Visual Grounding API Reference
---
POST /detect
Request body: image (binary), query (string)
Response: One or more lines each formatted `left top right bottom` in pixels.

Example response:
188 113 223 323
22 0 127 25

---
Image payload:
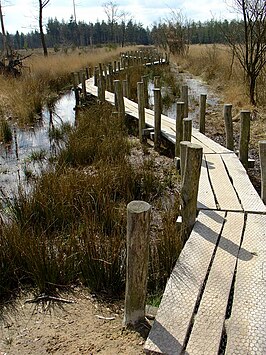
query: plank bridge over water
85 75 266 354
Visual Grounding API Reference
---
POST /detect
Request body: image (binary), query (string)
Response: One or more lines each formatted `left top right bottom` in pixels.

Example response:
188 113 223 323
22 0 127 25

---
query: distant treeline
1 18 244 51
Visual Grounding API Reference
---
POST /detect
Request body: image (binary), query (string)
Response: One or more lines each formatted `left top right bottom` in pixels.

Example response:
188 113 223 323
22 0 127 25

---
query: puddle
0 91 76 202
165 72 223 125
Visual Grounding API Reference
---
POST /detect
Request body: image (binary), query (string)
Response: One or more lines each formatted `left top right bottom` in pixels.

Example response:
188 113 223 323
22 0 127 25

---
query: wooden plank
192 129 234 154
198 154 217 210
222 154 266 214
144 210 225 354
226 214 266 354
185 212 244 354
205 154 242 211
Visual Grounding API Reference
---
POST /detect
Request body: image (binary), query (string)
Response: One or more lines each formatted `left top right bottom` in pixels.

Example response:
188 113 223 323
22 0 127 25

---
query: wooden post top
127 201 151 213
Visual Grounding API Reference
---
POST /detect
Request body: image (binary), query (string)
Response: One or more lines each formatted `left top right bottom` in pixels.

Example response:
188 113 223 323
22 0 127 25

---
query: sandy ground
0 289 146 354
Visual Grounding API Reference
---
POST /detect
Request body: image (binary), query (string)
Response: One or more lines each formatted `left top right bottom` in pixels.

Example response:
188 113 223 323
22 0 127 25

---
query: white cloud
3 0 238 34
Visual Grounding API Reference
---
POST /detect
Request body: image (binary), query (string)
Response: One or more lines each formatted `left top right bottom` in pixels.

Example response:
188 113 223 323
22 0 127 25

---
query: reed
0 102 182 301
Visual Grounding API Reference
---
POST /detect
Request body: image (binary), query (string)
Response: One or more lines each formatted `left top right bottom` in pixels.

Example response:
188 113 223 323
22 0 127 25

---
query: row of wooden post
123 138 202 328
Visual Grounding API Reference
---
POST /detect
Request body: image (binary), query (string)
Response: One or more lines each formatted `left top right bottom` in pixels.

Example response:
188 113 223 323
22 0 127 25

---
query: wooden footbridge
83 57 266 354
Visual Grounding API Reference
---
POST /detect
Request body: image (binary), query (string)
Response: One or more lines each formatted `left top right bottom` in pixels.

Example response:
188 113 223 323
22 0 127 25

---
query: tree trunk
249 74 256 106
39 0 48 57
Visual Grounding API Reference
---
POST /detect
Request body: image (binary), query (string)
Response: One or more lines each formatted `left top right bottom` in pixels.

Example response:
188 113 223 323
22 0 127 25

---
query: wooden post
183 118 192 142
94 66 99 86
88 67 92 78
98 63 103 78
259 140 266 204
181 143 203 240
124 200 151 327
123 80 128 98
85 67 89 79
117 61 121 72
239 110 250 170
142 75 149 108
180 141 190 180
181 85 189 118
81 72 87 101
126 73 131 99
199 94 207 134
73 72 80 106
223 104 234 151
137 82 145 143
108 63 114 91
98 76 105 102
175 102 185 157
154 76 161 89
114 80 125 121
153 88 161 150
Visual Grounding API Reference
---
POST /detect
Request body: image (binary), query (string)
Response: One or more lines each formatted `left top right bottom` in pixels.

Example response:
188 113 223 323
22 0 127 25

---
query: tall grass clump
0 119 12 143
0 46 137 124
0 101 182 301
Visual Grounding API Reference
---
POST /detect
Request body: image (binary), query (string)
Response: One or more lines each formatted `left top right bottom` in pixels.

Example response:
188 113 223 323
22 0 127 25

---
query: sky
2 0 239 34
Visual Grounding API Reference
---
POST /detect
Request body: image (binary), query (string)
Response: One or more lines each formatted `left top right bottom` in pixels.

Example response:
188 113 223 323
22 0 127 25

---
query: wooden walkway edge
84 75 266 354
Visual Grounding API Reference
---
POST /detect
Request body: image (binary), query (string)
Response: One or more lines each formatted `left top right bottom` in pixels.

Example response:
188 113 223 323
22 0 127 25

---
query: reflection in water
0 91 76 202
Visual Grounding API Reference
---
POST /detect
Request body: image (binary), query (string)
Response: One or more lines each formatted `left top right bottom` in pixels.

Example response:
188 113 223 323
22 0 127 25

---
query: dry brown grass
0 46 137 124
176 44 254 110
174 44 266 148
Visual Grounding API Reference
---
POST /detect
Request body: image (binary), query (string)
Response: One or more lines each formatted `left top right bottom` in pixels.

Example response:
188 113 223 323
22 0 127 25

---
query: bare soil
0 139 176 355
0 289 145 354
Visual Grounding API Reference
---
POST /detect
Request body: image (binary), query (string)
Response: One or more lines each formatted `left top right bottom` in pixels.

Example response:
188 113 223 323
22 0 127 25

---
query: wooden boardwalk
85 77 266 354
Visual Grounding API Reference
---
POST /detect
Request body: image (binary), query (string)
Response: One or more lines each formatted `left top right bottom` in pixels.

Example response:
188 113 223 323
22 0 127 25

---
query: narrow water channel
0 91 76 202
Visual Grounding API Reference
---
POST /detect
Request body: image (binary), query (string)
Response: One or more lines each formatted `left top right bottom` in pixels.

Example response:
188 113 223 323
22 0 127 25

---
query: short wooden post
98 76 106 102
183 118 192 141
199 94 207 134
239 110 250 170
142 75 149 108
175 102 185 157
137 82 145 143
88 67 92 78
113 60 117 73
114 80 125 121
124 200 151 327
98 63 103 78
154 76 161 89
259 140 266 204
223 104 234 151
104 65 108 79
94 66 99 86
181 143 203 240
81 72 87 101
181 85 189 118
108 63 114 91
180 141 190 180
85 67 89 79
117 61 121 72
126 73 131 99
123 80 128 98
153 88 161 150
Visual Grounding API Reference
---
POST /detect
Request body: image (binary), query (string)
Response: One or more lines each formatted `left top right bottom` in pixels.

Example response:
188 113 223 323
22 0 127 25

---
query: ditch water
165 72 223 123
0 91 76 204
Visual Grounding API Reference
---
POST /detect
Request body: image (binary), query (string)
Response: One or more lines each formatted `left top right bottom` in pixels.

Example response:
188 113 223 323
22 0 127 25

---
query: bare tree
39 0 51 56
224 0 266 105
102 1 126 43
153 10 190 56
